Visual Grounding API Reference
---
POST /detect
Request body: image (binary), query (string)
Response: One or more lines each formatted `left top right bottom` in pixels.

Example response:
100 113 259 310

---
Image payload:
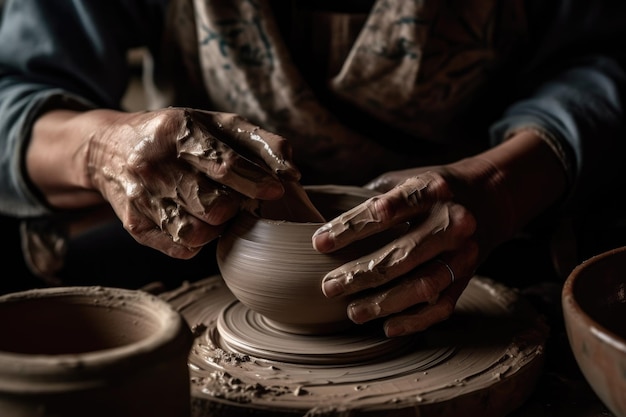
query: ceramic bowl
0 286 193 417
562 246 626 417
217 185 399 335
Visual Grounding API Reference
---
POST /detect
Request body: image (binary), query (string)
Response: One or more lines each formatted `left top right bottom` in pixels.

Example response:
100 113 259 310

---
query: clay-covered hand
311 159 518 337
88 108 300 258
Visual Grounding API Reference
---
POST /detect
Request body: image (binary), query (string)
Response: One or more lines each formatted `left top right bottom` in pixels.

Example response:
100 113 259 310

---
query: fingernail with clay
312 224 335 252
384 321 406 337
322 278 344 298
349 301 381 324
262 182 287 200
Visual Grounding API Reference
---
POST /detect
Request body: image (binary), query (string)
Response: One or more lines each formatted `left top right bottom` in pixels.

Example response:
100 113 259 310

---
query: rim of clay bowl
562 246 626 353
0 286 191 391
255 184 380 224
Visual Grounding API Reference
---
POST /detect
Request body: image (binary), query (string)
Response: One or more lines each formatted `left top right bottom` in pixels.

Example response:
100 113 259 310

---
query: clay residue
162 275 548 416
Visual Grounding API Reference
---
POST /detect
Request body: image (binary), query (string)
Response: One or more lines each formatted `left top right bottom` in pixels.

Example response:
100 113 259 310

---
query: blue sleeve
0 0 167 216
490 2 626 213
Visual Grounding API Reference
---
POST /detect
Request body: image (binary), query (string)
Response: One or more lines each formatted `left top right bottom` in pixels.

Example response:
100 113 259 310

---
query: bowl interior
258 184 379 221
563 246 626 417
569 248 626 341
0 288 163 355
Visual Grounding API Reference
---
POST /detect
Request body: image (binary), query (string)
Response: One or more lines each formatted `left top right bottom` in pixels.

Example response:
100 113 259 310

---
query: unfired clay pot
0 286 193 417
563 246 626 417
217 185 399 335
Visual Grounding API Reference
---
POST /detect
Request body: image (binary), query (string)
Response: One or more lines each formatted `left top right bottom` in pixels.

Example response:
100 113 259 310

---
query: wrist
447 155 516 249
27 109 113 209
449 130 567 247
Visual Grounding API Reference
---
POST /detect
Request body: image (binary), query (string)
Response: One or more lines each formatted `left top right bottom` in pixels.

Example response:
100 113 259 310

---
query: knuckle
449 204 477 238
439 296 456 319
414 277 439 303
371 196 398 222
400 171 453 207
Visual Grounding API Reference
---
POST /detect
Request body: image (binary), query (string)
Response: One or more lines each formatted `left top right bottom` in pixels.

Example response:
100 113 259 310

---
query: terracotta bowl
0 286 193 417
217 185 399 335
562 246 626 417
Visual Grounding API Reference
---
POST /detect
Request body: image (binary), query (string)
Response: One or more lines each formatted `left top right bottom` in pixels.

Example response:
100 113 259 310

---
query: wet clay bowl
0 286 193 417
562 246 626 417
217 185 399 335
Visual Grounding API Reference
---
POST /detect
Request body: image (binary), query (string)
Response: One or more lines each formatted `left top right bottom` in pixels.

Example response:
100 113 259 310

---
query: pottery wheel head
162 275 549 416
215 300 416 365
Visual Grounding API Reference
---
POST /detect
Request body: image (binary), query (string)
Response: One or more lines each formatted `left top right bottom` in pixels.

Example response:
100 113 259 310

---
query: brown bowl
562 246 626 417
217 185 400 335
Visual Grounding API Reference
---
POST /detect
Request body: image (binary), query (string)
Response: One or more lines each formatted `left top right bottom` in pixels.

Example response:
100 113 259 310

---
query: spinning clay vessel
217 185 395 334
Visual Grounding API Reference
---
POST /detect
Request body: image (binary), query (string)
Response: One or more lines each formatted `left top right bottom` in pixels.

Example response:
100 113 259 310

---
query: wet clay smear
161 276 549 417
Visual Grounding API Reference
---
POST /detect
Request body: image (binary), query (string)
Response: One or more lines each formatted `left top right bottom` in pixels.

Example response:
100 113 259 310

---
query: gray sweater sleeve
0 0 166 216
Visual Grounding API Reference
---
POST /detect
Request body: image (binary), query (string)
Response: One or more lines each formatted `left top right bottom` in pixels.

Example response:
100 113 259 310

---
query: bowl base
216 299 419 365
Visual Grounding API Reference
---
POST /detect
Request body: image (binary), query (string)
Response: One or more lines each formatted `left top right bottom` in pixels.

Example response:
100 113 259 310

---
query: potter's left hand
312 131 566 337
312 170 478 337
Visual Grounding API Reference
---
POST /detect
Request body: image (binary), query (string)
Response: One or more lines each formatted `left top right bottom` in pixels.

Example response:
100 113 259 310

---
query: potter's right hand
27 107 300 258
